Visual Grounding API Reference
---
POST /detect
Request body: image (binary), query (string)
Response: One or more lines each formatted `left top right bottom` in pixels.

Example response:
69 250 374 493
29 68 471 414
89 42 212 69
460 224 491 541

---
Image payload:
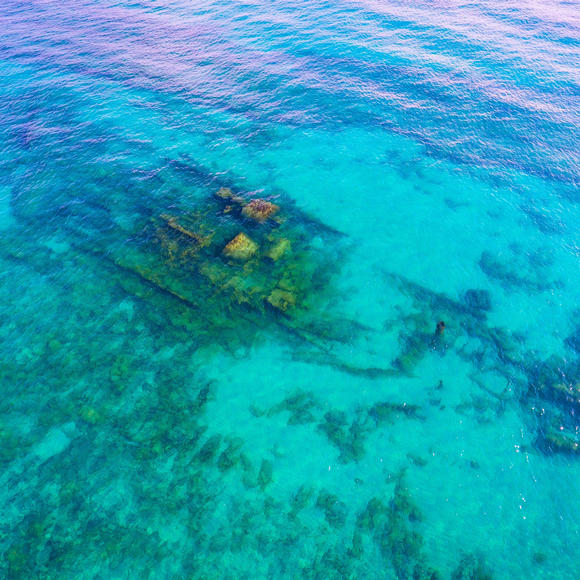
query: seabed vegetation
0 153 578 578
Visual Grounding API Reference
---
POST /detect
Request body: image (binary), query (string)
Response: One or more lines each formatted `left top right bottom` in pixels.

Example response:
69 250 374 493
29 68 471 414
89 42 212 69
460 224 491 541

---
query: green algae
110 354 133 393
292 348 400 379
0 425 21 464
316 490 347 529
479 248 559 293
352 472 441 579
380 269 580 457
381 490 429 578
289 484 315 518
196 434 223 464
316 411 369 464
264 389 426 464
369 401 424 425
217 437 245 472
452 554 493 580
356 497 388 533
266 390 320 425
257 459 274 490
348 531 364 559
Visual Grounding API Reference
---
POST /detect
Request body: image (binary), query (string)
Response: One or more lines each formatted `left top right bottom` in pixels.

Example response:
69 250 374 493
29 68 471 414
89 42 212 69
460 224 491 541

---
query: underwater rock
317 417 345 449
287 408 316 425
289 484 314 517
565 326 580 353
341 421 368 463
248 404 265 418
215 186 233 199
316 490 347 528
79 406 102 425
369 401 423 425
380 517 423 577
543 428 579 454
0 426 20 463
413 560 442 580
383 269 577 462
463 289 491 312
393 333 430 375
528 355 567 391
239 454 259 488
215 187 244 205
99 182 351 362
479 249 555 292
110 354 132 393
196 434 222 464
521 204 565 235
292 349 398 379
375 475 431 578
299 317 371 344
160 214 210 247
191 381 214 414
266 288 296 312
532 551 547 564
264 238 291 261
487 327 521 358
451 554 492 580
222 232 259 261
349 531 364 559
407 453 428 467
318 548 351 578
317 412 370 464
217 437 244 472
267 390 319 425
549 381 580 406
454 393 500 425
527 355 580 412
325 410 348 427
258 459 273 490
242 199 279 223
5 546 30 577
356 497 387 532
32 426 72 464
392 479 423 523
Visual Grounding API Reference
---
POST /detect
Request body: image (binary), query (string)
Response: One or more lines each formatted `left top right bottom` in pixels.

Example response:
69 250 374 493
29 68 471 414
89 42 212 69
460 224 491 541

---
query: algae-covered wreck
122 188 322 316
109 183 353 347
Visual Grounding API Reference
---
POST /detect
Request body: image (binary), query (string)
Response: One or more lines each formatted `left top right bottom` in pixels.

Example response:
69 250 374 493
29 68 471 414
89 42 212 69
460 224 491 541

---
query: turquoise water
1 0 579 577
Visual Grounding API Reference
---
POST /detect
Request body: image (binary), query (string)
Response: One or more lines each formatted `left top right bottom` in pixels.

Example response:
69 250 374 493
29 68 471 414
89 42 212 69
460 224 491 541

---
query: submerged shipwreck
108 184 359 352
118 187 334 324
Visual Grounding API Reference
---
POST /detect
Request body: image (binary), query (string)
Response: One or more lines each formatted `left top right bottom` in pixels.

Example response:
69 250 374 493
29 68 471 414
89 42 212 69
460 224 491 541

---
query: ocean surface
0 0 579 578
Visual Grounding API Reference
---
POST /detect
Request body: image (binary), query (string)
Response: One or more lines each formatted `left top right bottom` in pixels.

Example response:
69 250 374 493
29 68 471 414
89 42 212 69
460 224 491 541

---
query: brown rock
265 238 291 261
215 187 244 205
267 288 296 311
216 187 234 200
222 232 258 261
242 199 280 223
79 406 102 425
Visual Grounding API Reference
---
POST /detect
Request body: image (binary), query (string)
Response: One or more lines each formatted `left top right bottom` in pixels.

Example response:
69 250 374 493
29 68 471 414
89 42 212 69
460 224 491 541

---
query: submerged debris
242 198 280 223
222 232 259 261
462 289 492 312
108 186 350 346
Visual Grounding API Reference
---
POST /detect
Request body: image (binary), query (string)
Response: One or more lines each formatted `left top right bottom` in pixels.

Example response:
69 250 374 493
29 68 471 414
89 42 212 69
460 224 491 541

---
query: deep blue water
0 0 579 578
